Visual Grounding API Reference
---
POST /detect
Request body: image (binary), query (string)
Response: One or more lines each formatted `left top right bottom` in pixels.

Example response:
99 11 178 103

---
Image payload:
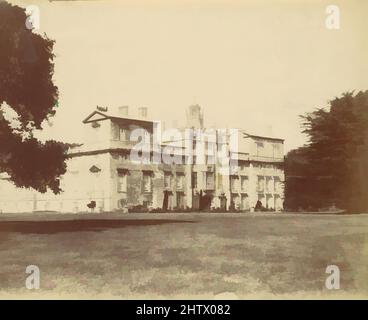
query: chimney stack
138 107 148 119
118 106 129 117
186 104 204 129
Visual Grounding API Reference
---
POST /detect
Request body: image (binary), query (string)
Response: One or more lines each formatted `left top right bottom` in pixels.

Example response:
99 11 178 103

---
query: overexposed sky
10 0 368 152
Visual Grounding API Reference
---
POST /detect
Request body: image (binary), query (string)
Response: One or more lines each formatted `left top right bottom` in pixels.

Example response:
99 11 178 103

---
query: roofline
82 110 156 125
242 131 284 142
109 116 156 126
82 111 109 123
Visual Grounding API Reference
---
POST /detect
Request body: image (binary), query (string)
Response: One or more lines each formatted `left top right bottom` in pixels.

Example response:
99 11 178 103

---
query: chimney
186 104 204 129
138 107 148 119
118 106 129 117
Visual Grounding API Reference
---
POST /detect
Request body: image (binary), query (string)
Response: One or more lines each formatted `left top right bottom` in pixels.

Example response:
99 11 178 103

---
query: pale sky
10 0 368 152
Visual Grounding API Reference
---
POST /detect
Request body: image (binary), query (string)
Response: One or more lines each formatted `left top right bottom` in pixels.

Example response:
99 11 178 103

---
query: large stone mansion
0 105 284 213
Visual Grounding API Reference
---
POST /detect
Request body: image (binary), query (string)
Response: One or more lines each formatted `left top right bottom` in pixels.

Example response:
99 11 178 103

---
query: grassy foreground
0 212 367 299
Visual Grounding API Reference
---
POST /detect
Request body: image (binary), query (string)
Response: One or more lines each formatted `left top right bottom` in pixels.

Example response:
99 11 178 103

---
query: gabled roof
83 111 109 123
82 110 155 126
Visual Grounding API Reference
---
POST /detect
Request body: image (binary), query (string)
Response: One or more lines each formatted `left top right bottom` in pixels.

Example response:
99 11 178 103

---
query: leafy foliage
285 91 368 212
0 1 68 194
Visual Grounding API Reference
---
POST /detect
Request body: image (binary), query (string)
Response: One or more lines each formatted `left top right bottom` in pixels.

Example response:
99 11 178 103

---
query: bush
149 208 166 213
128 205 149 213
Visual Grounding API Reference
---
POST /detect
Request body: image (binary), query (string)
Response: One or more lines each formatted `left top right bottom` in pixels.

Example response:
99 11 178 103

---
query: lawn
0 212 367 299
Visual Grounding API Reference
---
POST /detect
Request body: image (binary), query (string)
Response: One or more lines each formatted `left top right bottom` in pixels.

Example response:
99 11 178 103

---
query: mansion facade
0 105 284 213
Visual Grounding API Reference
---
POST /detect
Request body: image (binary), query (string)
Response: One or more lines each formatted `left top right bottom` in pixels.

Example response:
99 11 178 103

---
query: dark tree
285 91 368 212
0 1 68 193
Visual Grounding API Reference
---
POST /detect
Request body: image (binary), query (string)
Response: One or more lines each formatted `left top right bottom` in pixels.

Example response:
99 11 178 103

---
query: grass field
0 212 368 299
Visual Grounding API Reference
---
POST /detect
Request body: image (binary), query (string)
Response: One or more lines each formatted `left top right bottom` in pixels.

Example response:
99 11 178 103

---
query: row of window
113 127 220 150
191 172 215 190
230 176 249 192
117 171 216 193
164 172 185 190
111 126 132 142
257 176 282 193
255 141 283 158
230 175 282 193
117 172 153 193
118 171 186 193
117 171 281 194
110 150 281 167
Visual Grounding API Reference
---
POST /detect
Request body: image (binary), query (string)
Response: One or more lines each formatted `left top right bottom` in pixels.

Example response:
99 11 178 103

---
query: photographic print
0 0 367 301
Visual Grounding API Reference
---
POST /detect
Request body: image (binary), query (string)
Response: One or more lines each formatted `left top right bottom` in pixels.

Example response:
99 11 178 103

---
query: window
274 176 281 193
266 176 273 192
143 173 152 192
192 139 197 150
217 173 222 189
240 163 249 171
176 192 185 209
176 173 184 190
119 127 129 141
139 108 148 118
191 172 198 189
230 176 240 192
117 172 127 193
206 172 215 190
205 141 216 155
164 172 172 189
241 194 250 210
241 176 249 191
112 123 120 140
256 141 264 157
206 155 215 164
273 143 282 158
257 176 265 192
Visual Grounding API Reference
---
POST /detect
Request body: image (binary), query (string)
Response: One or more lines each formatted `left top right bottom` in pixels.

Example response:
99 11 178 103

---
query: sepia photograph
0 0 367 302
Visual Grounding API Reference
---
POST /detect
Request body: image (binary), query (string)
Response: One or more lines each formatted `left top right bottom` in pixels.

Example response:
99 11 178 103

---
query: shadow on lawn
0 219 196 234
